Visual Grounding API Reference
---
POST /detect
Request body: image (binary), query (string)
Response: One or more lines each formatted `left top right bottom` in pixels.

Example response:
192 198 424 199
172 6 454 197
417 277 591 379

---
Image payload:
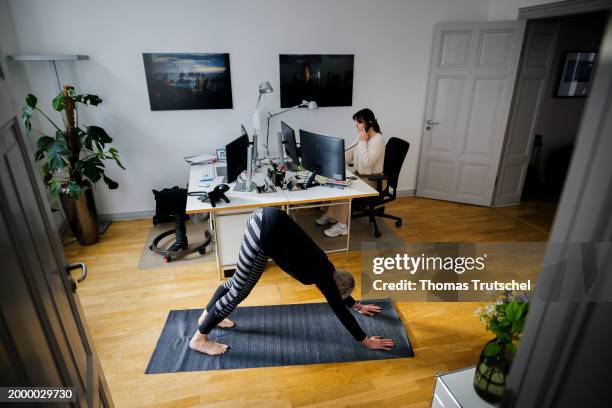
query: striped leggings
198 208 267 334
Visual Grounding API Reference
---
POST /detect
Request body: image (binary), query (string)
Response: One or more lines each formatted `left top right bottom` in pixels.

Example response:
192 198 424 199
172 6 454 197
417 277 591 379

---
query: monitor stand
285 161 299 172
305 169 321 189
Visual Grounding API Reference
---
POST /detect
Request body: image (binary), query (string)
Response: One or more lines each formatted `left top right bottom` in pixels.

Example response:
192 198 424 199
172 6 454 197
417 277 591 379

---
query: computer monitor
226 132 249 183
281 121 300 168
299 130 345 181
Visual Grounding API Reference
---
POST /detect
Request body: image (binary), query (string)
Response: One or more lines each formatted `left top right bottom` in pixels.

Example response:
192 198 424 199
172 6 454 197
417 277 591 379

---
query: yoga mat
145 299 413 373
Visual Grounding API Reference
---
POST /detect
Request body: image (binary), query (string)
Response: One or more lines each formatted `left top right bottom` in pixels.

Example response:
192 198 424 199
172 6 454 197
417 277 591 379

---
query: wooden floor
64 197 552 408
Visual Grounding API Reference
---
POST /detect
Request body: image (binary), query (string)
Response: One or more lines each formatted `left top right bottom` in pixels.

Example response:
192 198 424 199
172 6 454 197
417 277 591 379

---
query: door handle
425 120 440 125
67 262 88 283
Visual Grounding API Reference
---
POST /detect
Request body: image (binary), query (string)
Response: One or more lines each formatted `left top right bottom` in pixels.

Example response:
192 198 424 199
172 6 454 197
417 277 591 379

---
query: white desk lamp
252 81 274 160
265 99 318 160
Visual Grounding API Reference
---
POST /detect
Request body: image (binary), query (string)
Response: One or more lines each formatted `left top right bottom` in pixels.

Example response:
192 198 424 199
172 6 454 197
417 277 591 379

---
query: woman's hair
333 269 355 299
352 108 382 133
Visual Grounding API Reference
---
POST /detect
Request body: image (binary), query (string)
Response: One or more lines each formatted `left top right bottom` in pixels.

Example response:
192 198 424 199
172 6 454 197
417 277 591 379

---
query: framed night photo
279 54 354 108
556 52 597 97
143 53 233 110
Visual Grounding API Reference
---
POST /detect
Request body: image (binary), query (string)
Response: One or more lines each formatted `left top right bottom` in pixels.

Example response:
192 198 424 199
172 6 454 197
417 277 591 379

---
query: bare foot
188 331 228 355
198 309 236 328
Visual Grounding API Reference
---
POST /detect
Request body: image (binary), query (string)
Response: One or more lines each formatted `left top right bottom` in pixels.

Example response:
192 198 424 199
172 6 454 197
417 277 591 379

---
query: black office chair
351 137 410 238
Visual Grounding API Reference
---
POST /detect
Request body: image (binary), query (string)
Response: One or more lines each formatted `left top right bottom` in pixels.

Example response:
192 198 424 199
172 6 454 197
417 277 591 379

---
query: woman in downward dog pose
189 206 394 355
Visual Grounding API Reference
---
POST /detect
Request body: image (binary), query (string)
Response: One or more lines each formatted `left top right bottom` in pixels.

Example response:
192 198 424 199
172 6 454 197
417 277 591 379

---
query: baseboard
396 188 416 197
98 210 155 222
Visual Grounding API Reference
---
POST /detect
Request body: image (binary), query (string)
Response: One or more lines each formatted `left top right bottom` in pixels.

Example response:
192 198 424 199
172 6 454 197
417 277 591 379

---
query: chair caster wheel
395 220 402 227
164 255 171 263
374 230 382 238
198 247 206 255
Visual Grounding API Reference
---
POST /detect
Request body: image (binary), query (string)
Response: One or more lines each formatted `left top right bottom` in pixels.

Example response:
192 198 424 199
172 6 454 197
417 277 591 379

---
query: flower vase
473 338 514 404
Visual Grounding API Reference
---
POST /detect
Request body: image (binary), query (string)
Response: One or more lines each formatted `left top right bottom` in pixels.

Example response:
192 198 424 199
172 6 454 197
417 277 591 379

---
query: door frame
502 2 612 406
492 0 611 206
518 0 611 20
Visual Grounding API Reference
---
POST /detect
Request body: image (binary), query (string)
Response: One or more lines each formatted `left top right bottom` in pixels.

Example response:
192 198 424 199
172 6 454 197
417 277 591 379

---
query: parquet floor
64 197 552 407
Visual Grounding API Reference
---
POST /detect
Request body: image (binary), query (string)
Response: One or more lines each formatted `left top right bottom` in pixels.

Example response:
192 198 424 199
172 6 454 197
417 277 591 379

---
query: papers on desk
316 175 352 189
197 176 224 191
184 152 217 164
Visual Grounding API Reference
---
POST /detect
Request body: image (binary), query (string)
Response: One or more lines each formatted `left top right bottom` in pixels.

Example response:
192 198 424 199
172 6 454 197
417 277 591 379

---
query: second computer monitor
226 131 249 183
299 130 345 181
281 121 300 167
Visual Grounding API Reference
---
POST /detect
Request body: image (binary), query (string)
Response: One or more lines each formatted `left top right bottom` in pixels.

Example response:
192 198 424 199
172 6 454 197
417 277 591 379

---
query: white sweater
345 132 385 175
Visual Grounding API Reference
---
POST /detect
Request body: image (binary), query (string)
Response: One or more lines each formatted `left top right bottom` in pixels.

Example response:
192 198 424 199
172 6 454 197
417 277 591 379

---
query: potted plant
22 85 124 245
473 291 530 403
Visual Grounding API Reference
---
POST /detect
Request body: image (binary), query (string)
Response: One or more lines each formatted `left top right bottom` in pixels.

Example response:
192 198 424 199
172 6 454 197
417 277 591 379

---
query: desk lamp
265 99 318 159
252 81 274 161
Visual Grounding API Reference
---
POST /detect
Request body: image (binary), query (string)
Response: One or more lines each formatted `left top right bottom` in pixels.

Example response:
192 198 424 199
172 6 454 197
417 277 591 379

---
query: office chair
351 137 410 238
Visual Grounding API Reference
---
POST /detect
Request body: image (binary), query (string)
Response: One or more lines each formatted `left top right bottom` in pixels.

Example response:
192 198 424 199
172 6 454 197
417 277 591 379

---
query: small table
432 367 496 408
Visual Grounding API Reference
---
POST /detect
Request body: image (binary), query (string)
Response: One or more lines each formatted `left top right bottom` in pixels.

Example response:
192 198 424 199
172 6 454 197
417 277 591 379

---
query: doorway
494 11 609 221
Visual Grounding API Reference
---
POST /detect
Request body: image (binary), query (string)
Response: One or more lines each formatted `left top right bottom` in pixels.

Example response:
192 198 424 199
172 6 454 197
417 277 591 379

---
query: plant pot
473 338 514 404
60 185 99 246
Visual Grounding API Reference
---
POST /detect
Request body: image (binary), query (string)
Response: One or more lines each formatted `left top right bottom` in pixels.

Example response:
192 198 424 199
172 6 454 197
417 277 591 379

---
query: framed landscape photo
143 53 233 110
556 51 598 97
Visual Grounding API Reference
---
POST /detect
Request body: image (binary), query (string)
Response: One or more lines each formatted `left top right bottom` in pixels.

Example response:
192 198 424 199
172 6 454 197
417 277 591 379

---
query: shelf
6 54 89 61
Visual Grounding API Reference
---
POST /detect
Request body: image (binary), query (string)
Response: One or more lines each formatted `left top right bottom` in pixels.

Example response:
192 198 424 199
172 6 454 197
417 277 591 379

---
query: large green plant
22 90 124 199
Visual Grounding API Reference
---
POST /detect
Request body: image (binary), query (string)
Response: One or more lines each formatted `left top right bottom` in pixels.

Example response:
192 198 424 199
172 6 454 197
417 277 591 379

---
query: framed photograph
279 54 354 108
556 52 597 97
216 148 226 161
142 53 233 110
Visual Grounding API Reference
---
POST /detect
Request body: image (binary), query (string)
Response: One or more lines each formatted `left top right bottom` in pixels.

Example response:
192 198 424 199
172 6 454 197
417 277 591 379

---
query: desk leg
209 212 223 280
346 199 352 260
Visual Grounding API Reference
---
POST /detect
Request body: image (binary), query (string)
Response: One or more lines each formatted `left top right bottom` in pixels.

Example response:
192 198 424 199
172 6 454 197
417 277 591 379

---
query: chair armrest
367 174 389 181
366 174 388 194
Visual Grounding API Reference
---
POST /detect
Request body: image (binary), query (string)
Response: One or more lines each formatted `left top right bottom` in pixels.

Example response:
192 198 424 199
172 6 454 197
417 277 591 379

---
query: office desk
186 163 378 279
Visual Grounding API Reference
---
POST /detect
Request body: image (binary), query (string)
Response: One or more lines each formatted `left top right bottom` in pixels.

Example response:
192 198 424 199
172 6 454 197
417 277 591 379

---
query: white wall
5 0 491 217
1 0 68 228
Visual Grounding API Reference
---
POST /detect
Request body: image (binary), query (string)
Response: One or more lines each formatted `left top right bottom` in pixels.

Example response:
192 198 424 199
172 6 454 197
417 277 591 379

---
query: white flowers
474 300 504 323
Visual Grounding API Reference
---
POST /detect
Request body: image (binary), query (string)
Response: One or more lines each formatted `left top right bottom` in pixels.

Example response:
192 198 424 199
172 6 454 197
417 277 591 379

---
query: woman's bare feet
198 309 235 328
188 331 228 355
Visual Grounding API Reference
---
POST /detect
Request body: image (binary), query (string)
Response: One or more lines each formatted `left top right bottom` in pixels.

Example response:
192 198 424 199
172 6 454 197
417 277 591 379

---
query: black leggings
197 206 366 341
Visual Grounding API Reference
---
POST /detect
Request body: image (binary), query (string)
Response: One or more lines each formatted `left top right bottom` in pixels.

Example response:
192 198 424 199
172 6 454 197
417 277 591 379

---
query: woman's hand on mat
353 303 382 316
362 336 395 350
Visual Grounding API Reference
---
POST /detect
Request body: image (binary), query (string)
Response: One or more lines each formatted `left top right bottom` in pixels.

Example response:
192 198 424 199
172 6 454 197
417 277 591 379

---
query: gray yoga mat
145 299 413 373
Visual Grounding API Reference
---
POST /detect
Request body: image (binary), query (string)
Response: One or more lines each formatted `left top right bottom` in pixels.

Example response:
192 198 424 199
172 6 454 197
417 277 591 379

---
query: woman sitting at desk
317 108 386 237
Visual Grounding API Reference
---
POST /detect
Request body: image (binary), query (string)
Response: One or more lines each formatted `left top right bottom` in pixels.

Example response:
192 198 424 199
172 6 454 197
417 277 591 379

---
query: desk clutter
190 120 355 199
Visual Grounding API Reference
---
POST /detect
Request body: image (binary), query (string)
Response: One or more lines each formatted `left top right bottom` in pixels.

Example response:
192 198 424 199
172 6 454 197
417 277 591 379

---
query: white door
493 22 560 205
416 21 526 206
